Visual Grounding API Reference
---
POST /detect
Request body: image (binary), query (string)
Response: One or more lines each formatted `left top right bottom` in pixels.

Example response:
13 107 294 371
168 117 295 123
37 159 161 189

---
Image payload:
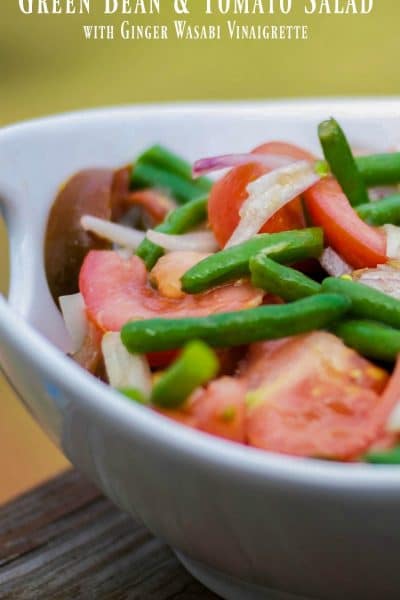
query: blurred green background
1 0 399 503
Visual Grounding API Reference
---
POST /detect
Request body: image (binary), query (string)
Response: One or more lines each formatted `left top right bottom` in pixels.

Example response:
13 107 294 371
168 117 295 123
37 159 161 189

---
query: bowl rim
3 98 400 491
2 95 400 136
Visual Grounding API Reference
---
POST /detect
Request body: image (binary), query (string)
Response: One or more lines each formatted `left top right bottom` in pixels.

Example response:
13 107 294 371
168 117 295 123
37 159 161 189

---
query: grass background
1 0 400 502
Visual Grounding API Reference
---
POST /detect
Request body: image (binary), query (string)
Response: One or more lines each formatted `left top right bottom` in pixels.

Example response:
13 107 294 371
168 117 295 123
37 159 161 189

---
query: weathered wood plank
0 470 100 566
0 470 219 599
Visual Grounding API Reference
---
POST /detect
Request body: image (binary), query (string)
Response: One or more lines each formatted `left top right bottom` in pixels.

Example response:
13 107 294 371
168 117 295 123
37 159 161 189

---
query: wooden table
0 470 219 599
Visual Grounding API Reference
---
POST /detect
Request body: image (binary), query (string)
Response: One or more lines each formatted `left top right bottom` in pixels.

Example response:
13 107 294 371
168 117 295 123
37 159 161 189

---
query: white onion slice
384 224 400 260
101 332 152 398
146 229 219 253
193 153 299 177
225 161 320 248
355 263 400 299
59 293 88 354
81 215 145 250
320 247 352 277
387 402 400 433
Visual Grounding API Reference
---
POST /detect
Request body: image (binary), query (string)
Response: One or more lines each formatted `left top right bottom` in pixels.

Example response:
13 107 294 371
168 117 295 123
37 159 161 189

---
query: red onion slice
193 153 299 177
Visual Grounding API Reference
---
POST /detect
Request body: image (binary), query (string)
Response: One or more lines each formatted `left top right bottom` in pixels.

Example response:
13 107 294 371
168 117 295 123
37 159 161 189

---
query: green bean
319 118 369 207
137 145 212 192
333 320 400 362
119 387 149 405
322 277 400 330
151 341 219 409
320 153 400 187
364 447 400 465
136 195 208 269
131 162 206 204
250 254 321 301
356 153 400 187
121 294 350 353
356 194 400 226
181 228 323 294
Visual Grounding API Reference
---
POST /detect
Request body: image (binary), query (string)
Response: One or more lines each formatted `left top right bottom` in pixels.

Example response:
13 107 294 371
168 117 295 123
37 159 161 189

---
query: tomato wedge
159 378 246 443
208 142 314 247
79 250 263 332
111 166 173 224
304 177 387 269
244 332 391 460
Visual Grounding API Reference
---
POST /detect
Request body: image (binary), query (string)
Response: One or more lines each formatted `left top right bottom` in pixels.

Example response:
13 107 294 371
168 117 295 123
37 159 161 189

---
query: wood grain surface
0 470 219 599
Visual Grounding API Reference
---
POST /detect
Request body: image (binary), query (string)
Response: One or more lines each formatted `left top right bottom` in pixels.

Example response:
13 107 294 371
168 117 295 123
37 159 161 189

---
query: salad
45 118 400 464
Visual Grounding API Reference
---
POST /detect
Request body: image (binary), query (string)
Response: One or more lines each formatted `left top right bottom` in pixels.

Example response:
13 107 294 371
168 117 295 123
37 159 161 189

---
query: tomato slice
111 165 173 224
79 250 263 332
188 377 246 443
155 407 198 429
304 177 387 269
245 332 390 460
208 142 314 247
146 350 180 369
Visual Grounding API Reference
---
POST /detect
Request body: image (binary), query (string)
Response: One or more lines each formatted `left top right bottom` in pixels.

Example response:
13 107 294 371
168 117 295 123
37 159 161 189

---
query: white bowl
2 100 400 600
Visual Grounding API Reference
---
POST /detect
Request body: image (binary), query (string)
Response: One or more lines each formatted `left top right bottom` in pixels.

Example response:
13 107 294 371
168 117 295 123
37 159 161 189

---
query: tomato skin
147 350 179 368
244 333 390 460
208 142 313 247
304 178 387 269
73 319 104 375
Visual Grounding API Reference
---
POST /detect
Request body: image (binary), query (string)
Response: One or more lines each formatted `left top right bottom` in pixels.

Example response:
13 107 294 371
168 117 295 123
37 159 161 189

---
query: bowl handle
0 179 24 236
0 180 71 349
0 179 32 309
1 176 38 307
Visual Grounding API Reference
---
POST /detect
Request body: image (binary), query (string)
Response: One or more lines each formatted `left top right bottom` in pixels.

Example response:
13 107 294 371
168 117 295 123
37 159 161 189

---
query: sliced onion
354 263 400 299
193 153 299 177
59 293 88 353
387 403 400 433
320 247 352 277
384 224 400 259
225 161 320 248
116 247 133 260
146 229 219 253
81 215 145 250
369 186 399 201
375 260 400 271
101 332 152 398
